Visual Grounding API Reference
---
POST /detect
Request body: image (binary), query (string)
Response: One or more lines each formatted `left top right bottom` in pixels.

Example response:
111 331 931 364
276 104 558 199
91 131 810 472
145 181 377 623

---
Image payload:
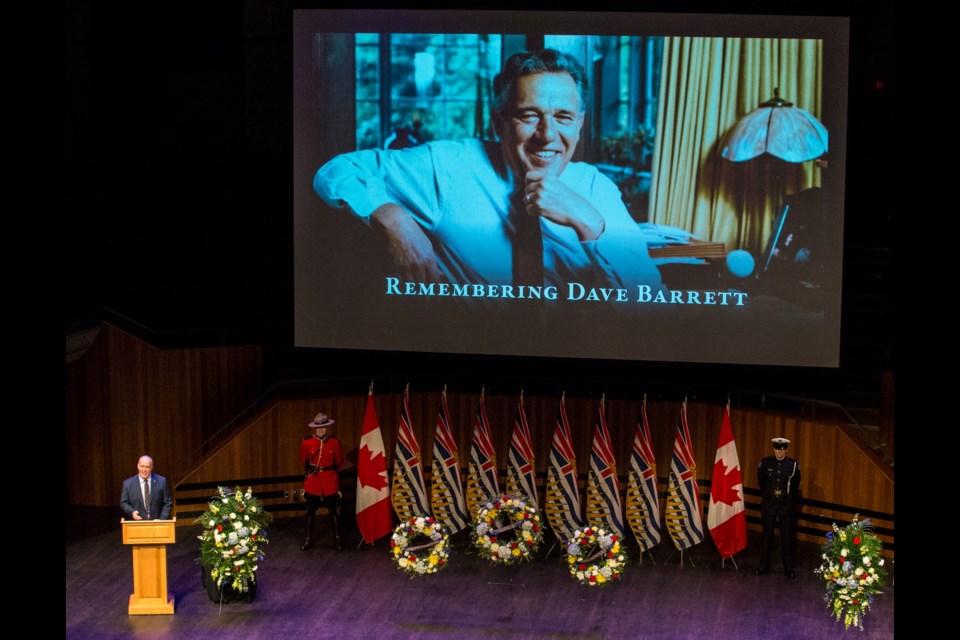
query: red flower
579 563 586 571
585 528 592 535
589 575 596 582
251 535 257 540
607 552 614 558
428 518 435 524
408 556 416 562
217 525 223 532
511 543 518 549
852 599 859 605
490 535 497 542
854 536 861 545
611 535 618 542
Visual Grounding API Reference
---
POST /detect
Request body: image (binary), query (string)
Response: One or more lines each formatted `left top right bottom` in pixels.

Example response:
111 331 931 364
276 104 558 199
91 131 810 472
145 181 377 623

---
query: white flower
600 567 613 578
230 513 237 520
209 520 215 527
244 514 249 522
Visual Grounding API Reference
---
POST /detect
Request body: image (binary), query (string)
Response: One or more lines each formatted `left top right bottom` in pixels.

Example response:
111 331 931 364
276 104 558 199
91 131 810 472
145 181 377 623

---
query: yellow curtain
649 38 823 255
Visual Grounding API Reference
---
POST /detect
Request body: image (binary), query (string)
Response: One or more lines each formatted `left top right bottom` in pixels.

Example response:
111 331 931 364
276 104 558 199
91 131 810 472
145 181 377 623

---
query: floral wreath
195 486 272 592
471 495 543 564
814 514 888 630
390 516 451 577
565 525 628 586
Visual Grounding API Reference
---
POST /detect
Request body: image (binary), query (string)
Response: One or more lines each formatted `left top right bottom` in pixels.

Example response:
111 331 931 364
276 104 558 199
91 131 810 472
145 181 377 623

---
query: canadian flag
707 403 747 558
355 386 392 544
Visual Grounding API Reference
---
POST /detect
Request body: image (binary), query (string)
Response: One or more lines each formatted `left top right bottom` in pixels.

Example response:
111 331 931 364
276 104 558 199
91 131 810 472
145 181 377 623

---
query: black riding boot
301 513 316 551
331 515 343 551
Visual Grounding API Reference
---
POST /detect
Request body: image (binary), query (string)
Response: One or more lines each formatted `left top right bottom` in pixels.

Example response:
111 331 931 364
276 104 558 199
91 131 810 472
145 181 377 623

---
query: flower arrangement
390 515 451 577
814 514 888 630
472 495 543 564
196 486 272 593
565 526 628 586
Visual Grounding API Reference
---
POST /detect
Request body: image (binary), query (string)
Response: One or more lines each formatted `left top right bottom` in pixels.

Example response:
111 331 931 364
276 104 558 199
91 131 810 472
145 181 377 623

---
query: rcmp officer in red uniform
755 437 801 578
299 411 344 551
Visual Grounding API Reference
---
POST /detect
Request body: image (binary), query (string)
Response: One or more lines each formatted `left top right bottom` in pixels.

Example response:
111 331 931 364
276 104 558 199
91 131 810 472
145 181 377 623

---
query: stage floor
67 508 894 639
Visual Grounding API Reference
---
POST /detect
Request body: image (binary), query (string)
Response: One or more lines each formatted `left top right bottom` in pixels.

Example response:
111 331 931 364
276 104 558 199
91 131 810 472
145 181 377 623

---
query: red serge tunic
300 434 343 497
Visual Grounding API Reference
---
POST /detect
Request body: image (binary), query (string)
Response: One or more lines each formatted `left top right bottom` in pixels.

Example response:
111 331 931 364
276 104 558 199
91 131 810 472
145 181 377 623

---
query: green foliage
195 486 272 593
814 515 889 630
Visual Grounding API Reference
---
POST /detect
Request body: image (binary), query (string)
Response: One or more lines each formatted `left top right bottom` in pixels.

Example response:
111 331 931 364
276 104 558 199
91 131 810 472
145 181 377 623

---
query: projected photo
293 11 848 367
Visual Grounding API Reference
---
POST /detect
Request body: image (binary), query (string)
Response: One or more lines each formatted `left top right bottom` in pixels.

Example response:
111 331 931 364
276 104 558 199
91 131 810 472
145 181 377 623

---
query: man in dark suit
121 455 173 520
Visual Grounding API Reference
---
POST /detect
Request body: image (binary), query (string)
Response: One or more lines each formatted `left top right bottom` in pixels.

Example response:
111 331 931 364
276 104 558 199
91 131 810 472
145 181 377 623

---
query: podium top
121 518 177 545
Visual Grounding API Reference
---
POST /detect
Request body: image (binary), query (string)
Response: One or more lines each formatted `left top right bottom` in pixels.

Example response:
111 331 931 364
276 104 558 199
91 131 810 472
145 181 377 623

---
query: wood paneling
175 392 894 556
65 324 261 508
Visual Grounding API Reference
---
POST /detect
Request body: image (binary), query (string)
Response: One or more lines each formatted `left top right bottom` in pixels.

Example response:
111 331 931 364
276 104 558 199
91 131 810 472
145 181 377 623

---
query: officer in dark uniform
755 437 801 578
299 411 344 551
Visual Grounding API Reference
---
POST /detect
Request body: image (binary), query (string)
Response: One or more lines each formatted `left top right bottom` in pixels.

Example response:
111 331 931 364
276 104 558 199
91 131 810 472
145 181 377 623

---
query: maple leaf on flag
358 445 388 491
711 459 742 507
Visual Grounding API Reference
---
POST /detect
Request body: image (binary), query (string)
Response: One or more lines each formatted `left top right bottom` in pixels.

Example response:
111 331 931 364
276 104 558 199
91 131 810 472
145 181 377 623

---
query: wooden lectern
121 518 176 614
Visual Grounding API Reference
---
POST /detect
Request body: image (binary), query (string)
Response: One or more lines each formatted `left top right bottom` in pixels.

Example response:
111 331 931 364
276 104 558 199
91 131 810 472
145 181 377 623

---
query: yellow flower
428 555 439 565
597 575 606 584
512 548 521 556
393 546 402 556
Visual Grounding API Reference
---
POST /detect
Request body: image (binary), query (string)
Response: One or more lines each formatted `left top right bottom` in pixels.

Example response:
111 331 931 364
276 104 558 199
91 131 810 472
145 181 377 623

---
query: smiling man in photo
314 48 662 293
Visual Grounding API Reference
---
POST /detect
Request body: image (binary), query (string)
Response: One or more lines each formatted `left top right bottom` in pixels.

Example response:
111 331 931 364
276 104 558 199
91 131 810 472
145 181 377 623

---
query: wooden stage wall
177 393 894 555
65 323 262 508
66 325 892 554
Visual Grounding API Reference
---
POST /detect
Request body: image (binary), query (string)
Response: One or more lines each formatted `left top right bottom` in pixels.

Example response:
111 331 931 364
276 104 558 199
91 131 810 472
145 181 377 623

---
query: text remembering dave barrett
384 277 747 306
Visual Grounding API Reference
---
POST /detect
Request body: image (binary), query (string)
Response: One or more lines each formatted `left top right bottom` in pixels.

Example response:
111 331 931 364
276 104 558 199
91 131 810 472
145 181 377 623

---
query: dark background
63 1 894 409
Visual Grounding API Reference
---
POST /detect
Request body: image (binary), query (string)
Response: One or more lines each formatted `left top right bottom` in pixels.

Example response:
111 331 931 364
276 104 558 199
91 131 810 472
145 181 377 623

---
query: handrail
179 379 893 479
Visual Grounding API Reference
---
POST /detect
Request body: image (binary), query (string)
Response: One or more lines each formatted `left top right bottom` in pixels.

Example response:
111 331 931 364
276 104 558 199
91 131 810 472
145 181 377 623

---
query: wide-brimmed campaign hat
308 412 335 428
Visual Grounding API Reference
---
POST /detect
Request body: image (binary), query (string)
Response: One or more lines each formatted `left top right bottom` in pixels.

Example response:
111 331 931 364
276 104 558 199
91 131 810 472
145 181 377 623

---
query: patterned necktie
144 479 151 519
511 191 544 287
